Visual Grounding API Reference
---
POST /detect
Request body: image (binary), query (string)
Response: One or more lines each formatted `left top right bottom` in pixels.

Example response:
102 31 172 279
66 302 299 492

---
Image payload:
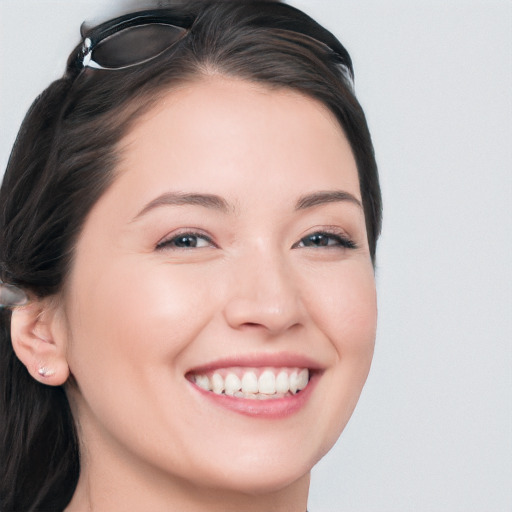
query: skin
16 76 377 511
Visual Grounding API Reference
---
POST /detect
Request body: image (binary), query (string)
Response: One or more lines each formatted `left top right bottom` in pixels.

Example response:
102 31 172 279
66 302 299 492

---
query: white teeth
289 369 309 393
212 373 224 394
258 370 276 394
192 368 310 398
194 374 211 391
297 369 309 391
289 371 299 393
275 371 289 393
234 391 258 399
241 371 259 393
224 373 242 396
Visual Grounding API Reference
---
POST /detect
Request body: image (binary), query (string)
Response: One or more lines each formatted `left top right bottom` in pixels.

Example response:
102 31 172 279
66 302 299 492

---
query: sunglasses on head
73 4 353 77
77 11 193 71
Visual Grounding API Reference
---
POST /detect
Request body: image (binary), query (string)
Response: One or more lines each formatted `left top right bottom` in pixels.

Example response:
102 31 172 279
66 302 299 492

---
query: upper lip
185 352 325 375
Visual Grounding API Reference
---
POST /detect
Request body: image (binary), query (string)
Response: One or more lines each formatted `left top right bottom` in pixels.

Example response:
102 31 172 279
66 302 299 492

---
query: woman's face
62 77 376 494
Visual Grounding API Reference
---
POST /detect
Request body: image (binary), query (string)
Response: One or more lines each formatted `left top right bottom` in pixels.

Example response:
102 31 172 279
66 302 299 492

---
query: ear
10 301 70 386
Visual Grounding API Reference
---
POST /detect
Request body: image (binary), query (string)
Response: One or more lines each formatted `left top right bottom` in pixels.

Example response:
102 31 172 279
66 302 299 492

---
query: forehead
114 76 360 208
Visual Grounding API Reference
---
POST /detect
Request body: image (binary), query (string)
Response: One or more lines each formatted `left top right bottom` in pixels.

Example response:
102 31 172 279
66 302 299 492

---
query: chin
204 462 312 496
179 436 329 497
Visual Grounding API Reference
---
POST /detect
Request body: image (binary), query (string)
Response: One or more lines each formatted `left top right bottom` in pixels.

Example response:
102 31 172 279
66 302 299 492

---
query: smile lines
189 367 310 399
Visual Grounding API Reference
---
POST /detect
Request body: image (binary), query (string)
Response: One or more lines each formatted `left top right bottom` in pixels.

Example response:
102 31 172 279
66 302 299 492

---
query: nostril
240 322 263 329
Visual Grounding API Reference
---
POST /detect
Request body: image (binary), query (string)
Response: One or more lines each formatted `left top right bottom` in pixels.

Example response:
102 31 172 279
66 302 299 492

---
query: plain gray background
1 1 511 510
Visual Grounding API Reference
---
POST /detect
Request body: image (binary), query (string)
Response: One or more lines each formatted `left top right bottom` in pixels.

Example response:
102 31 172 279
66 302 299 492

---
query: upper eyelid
295 225 352 240
156 230 215 248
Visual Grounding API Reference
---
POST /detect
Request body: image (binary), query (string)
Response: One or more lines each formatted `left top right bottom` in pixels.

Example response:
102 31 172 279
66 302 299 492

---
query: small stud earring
38 367 55 378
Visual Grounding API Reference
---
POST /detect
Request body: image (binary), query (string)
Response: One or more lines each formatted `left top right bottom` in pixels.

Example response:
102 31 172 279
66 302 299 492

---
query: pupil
309 234 328 246
176 236 196 247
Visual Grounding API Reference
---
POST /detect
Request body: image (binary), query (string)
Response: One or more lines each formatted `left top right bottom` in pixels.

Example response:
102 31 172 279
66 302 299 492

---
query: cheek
65 254 219 381
63 256 223 455
306 260 377 354
302 260 376 451
330 262 377 385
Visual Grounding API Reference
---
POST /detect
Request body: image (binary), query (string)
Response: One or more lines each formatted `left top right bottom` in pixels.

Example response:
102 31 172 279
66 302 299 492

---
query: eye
295 231 357 249
156 231 215 250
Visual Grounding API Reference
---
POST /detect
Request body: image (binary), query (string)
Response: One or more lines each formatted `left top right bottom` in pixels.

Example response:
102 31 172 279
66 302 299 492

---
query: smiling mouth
187 367 310 400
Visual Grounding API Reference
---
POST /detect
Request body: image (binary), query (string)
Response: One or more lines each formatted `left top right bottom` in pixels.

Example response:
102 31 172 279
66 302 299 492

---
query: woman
0 1 381 510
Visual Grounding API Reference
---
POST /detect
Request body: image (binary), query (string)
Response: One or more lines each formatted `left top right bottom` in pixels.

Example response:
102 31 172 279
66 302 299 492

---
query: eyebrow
295 190 363 210
133 192 231 221
133 189 362 221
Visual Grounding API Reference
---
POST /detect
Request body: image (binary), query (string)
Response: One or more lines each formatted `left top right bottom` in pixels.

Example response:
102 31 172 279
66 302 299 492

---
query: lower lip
189 373 319 419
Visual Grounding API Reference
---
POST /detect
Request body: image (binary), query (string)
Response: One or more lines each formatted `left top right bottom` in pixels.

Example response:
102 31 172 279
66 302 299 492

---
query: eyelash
294 230 357 250
156 231 215 250
156 229 357 251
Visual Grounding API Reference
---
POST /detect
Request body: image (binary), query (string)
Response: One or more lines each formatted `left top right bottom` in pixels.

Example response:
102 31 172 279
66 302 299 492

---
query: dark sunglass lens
93 24 187 68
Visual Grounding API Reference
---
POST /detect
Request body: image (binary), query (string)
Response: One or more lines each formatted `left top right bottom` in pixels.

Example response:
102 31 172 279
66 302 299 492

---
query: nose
223 245 305 336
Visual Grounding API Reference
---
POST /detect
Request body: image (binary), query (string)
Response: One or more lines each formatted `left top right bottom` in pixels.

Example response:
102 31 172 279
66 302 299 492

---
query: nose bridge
224 240 303 334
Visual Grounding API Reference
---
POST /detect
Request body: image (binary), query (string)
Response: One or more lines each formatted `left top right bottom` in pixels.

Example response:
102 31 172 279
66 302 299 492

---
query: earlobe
10 301 70 386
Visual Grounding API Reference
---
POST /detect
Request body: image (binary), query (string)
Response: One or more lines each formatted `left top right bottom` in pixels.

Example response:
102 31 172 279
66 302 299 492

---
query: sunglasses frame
72 4 353 77
78 10 194 71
